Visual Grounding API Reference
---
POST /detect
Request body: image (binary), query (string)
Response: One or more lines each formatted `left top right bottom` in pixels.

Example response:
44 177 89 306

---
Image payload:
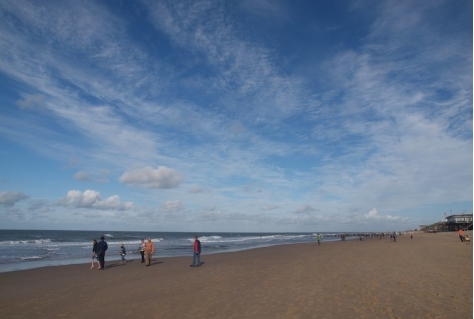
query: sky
0 0 472 233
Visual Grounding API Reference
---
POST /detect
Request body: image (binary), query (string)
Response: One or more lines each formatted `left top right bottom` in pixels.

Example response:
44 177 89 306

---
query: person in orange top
458 229 464 242
144 238 155 266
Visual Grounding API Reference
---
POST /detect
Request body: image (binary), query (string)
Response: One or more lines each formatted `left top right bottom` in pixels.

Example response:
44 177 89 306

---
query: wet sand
0 231 472 319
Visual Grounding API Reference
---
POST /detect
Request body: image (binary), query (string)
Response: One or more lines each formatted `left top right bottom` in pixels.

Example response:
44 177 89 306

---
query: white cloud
56 190 133 210
16 95 46 110
0 191 29 206
74 170 110 184
120 166 183 189
162 200 183 212
74 171 89 181
189 185 203 193
28 199 50 213
365 208 379 218
296 204 316 214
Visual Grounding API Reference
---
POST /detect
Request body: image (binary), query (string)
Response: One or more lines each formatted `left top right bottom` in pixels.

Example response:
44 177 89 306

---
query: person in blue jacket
97 236 108 270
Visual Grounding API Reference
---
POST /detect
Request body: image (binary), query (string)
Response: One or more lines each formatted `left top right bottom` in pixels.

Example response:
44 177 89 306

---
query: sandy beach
0 232 471 319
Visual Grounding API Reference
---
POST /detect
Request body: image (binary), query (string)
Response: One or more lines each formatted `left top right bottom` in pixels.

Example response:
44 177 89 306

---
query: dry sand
0 232 472 319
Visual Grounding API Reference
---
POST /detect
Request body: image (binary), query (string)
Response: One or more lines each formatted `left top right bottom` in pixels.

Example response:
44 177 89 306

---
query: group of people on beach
90 235 202 270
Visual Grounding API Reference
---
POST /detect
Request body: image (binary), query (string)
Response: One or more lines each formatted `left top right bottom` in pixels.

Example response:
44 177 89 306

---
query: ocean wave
77 238 164 249
195 235 222 242
0 239 52 245
20 256 42 260
0 235 317 249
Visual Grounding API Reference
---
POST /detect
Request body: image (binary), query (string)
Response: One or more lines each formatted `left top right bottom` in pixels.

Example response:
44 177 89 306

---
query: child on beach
316 234 322 246
91 239 99 269
120 243 127 263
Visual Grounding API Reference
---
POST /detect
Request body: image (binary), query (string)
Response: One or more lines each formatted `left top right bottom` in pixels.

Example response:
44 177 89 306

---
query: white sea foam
195 235 222 242
0 239 52 245
77 238 167 250
20 256 42 260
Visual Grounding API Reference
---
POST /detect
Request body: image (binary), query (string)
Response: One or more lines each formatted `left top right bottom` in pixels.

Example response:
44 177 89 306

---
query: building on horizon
445 214 473 231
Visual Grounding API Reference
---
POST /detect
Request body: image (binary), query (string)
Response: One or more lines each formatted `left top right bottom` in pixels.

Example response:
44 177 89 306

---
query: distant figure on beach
97 236 108 270
120 243 127 263
139 239 146 263
144 238 154 266
458 229 464 242
392 232 397 243
190 235 202 267
410 234 413 240
316 234 322 246
91 239 99 269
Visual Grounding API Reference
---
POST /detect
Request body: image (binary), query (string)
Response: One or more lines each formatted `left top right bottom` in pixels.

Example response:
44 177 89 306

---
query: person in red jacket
190 235 201 267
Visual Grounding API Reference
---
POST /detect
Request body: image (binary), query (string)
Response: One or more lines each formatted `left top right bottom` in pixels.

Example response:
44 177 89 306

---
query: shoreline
0 234 356 274
0 236 348 274
0 232 471 318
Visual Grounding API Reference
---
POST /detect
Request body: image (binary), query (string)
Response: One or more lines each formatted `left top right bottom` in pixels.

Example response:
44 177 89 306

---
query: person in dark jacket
97 236 108 270
90 239 99 269
190 235 201 267
139 239 145 263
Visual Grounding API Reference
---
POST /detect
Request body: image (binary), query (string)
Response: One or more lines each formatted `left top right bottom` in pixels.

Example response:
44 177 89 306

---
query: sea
0 230 357 273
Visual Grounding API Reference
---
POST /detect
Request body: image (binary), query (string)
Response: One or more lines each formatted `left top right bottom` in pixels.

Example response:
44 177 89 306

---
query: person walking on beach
458 228 464 242
91 239 99 269
97 236 108 270
316 234 322 246
392 232 397 243
119 243 127 263
139 239 146 263
144 238 154 267
190 235 201 267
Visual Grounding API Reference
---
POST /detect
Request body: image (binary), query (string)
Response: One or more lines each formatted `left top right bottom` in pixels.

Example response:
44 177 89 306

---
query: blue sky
0 0 472 232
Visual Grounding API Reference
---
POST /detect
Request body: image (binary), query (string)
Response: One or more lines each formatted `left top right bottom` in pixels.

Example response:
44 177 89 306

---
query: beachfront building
445 214 473 231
